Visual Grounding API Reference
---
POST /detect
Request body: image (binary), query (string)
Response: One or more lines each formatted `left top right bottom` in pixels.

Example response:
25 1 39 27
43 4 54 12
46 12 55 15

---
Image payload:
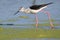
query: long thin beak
14 7 22 15
14 11 19 15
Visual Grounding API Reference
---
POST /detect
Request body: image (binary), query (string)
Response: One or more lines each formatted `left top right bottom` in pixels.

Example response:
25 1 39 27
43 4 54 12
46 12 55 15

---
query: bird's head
19 7 25 12
14 7 24 15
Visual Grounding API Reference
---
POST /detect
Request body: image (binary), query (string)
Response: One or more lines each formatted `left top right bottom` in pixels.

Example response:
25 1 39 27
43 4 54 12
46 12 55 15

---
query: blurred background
0 0 60 40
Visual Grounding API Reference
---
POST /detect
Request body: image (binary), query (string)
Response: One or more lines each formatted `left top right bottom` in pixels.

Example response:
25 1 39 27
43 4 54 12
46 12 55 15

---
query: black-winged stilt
14 2 54 32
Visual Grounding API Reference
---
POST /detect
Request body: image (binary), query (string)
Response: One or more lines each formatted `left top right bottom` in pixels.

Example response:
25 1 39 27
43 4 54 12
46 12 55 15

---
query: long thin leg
41 10 54 29
34 13 38 32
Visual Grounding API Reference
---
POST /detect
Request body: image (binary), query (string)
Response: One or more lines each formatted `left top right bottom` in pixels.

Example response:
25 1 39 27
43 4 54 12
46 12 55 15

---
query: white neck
19 7 31 13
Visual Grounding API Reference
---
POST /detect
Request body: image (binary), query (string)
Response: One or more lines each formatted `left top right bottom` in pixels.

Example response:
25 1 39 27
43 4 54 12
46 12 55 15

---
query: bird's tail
46 2 53 5
39 2 53 7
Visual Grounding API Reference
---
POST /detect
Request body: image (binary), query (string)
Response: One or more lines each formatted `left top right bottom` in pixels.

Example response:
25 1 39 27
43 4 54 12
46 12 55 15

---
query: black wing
30 5 41 10
30 2 53 10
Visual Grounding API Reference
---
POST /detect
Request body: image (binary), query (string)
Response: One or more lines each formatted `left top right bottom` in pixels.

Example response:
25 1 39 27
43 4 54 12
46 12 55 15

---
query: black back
30 2 53 10
30 5 41 10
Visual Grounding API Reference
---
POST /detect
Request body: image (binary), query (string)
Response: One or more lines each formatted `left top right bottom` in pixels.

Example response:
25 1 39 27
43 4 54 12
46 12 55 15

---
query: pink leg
41 10 54 29
34 13 38 32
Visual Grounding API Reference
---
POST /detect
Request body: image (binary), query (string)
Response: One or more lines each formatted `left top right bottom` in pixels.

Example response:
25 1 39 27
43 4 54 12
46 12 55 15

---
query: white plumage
19 6 47 14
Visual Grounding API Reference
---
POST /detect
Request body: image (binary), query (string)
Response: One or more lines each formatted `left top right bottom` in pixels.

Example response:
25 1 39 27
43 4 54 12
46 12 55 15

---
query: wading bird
14 2 54 32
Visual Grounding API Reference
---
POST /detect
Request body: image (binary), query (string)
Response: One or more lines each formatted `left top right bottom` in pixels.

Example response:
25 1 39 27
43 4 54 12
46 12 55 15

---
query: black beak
14 7 23 15
14 11 19 15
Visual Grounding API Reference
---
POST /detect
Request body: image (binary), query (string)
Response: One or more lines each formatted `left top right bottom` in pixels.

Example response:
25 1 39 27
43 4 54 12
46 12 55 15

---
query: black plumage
30 2 53 10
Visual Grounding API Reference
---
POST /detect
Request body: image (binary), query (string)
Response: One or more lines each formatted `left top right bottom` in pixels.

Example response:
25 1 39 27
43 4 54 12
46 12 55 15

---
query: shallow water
0 25 60 29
